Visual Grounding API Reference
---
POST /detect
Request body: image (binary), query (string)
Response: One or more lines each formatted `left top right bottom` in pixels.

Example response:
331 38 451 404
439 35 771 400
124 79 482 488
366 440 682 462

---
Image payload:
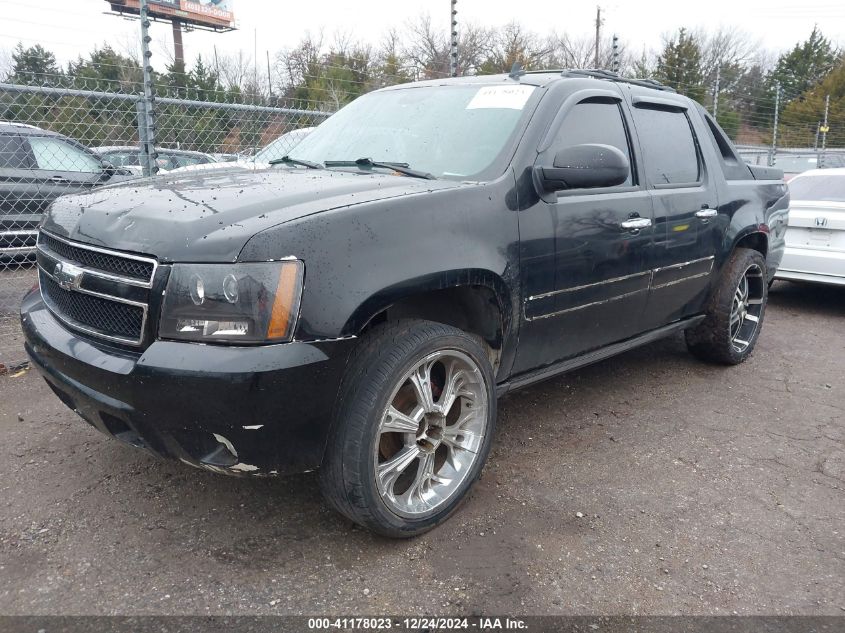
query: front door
514 91 654 374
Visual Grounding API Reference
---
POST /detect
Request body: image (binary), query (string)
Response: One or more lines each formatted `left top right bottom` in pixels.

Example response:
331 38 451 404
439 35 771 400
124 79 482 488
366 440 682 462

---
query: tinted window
0 134 29 169
553 101 633 187
29 137 102 172
702 112 751 181
788 175 845 202
632 107 700 185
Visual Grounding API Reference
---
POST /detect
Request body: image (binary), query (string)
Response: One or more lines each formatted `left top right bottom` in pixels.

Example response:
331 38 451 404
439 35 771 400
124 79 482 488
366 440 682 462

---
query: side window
631 106 700 185
28 137 102 173
553 100 633 187
0 134 30 169
701 112 752 181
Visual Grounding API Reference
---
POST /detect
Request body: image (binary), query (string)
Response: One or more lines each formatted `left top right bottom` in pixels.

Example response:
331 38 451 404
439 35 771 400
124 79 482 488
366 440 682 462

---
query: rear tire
685 248 768 365
320 319 496 538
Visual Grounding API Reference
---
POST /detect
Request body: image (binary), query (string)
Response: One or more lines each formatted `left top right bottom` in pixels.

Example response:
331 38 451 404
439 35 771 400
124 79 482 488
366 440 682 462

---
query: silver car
776 168 845 286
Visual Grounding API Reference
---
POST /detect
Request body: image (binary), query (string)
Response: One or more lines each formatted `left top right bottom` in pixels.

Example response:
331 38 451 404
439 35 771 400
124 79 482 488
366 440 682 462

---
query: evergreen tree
9 43 61 84
655 28 705 101
768 27 838 101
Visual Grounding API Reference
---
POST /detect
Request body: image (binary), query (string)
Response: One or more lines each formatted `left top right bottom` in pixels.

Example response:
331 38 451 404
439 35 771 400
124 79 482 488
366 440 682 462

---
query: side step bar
496 316 705 397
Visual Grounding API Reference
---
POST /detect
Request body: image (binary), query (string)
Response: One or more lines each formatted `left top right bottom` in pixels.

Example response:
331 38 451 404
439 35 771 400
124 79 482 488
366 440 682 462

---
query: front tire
686 247 768 364
320 319 496 538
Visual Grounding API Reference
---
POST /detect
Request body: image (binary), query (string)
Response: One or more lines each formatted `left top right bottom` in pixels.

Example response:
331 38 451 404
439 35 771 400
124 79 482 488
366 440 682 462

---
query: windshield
255 128 312 163
789 174 845 202
289 84 537 180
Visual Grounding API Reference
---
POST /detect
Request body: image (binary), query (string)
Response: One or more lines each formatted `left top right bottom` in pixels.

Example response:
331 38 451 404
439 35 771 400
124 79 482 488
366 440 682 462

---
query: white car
164 128 314 175
776 168 845 286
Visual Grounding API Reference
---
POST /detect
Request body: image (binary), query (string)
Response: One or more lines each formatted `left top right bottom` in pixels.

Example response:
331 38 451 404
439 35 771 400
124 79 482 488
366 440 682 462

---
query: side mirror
537 143 629 192
100 160 117 180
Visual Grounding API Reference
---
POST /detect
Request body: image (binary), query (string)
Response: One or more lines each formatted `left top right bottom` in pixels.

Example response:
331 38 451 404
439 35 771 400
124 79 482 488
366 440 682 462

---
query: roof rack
518 68 676 93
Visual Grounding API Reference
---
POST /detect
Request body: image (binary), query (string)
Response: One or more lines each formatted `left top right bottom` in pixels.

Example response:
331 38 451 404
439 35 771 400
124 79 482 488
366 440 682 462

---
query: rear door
627 94 722 330
25 135 107 204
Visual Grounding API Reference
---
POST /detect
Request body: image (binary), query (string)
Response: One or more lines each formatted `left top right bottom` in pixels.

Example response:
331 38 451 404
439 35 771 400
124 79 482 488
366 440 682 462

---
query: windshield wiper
268 155 323 169
324 158 436 180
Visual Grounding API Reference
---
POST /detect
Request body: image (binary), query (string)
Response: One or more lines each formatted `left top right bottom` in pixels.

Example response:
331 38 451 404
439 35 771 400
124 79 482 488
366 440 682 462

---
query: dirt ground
0 281 843 616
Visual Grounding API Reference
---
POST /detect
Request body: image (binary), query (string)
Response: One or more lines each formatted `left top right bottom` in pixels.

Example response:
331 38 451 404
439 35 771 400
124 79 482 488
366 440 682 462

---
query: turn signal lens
267 262 302 340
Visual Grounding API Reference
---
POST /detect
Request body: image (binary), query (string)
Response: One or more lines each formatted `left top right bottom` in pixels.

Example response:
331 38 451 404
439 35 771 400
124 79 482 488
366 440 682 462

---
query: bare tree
548 33 630 72
482 22 553 72
402 14 491 78
0 46 13 80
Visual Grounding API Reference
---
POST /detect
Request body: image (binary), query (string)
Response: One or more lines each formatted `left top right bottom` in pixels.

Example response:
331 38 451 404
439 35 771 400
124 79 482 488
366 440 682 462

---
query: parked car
739 149 845 181
775 168 845 286
21 70 787 537
92 146 217 175
1 122 134 258
165 128 315 175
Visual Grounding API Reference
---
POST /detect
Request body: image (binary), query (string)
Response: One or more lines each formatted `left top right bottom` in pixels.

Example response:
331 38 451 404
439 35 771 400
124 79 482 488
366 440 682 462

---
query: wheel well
361 285 504 369
735 232 768 257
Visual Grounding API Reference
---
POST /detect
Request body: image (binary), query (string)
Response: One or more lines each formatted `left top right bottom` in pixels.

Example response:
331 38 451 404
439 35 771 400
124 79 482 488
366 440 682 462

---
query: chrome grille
36 230 156 346
38 232 154 282
39 272 144 340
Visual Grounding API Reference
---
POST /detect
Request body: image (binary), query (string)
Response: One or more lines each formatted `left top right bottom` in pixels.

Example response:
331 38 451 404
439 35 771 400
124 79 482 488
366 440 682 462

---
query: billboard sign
107 0 235 30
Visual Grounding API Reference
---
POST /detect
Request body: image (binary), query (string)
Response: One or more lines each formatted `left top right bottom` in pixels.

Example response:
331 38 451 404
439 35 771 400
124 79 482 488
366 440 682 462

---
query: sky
1 0 844 73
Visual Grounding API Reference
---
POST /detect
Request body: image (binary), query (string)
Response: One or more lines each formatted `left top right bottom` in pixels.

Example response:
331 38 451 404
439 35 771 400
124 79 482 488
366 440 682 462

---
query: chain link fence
0 64 843 370
0 81 330 370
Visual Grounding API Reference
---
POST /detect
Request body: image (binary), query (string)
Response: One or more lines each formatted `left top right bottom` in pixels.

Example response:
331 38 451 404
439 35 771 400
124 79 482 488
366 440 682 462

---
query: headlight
159 261 304 344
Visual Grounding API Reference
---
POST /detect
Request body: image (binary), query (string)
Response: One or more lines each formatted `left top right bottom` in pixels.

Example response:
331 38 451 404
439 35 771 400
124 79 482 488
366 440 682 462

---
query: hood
42 167 462 262
164 160 267 175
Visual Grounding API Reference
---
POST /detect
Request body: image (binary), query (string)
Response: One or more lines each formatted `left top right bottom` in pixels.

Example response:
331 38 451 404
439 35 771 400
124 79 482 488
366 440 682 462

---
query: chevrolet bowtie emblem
54 261 84 291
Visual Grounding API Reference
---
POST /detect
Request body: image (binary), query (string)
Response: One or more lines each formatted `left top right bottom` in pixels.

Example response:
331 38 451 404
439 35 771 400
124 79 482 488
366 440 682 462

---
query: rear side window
553 100 633 187
28 137 102 173
632 107 700 185
0 134 30 169
788 175 845 202
701 111 752 181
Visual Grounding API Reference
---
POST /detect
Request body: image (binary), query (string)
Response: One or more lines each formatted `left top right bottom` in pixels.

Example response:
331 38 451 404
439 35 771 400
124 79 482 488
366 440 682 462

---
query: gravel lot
0 281 843 616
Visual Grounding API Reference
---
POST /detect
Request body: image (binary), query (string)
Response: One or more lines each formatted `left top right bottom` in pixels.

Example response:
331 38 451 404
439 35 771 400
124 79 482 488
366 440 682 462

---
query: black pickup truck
21 70 788 537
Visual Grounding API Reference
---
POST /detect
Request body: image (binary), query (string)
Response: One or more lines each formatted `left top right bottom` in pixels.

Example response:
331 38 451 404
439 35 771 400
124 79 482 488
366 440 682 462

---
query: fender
344 268 513 334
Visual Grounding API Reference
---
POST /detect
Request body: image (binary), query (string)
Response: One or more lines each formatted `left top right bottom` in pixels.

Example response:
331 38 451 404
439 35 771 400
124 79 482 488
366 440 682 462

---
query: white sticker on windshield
466 85 534 110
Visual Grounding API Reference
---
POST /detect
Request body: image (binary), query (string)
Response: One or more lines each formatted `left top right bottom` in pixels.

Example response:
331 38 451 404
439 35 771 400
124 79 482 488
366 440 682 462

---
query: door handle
49 176 70 184
695 208 718 219
620 217 652 231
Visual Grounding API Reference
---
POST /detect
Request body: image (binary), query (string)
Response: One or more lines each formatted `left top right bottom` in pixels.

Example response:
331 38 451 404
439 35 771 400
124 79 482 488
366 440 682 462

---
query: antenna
509 62 525 79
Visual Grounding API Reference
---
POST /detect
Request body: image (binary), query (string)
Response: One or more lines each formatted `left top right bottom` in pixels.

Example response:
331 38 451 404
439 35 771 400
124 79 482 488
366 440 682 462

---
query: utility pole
820 93 830 167
449 0 458 77
713 67 720 118
611 34 619 74
594 6 602 68
138 0 157 177
770 82 780 167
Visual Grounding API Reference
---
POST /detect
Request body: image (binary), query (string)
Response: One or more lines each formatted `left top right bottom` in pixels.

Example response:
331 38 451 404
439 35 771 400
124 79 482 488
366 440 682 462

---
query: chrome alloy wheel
730 263 765 353
373 349 489 518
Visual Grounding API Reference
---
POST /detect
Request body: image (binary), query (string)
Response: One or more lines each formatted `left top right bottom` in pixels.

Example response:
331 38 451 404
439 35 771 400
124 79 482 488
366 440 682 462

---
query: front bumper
21 289 355 475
